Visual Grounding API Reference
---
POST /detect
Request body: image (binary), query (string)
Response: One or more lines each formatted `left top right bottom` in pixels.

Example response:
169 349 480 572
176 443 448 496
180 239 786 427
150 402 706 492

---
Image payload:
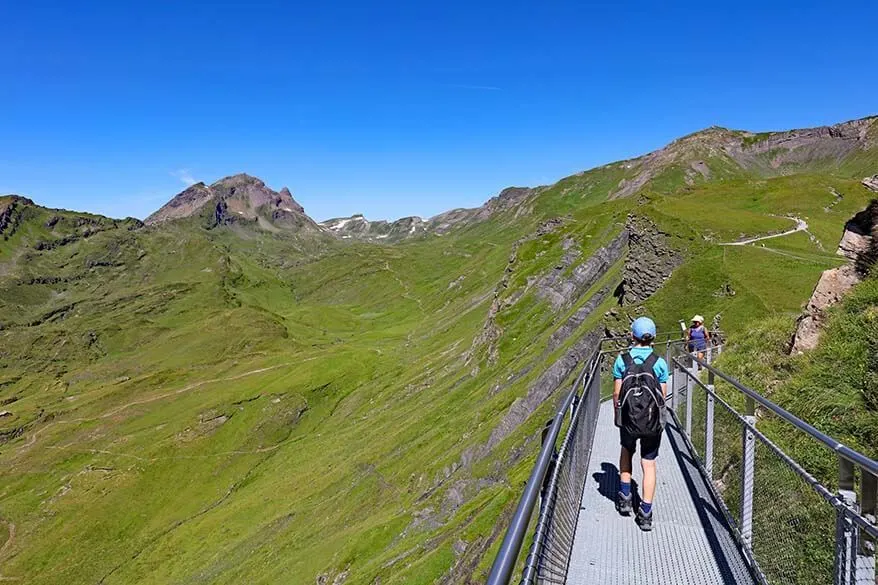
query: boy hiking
612 317 668 531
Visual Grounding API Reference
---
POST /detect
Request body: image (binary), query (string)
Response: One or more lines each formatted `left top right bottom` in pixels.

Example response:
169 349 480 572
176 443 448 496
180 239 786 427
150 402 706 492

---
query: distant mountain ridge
141 115 877 241
320 186 541 241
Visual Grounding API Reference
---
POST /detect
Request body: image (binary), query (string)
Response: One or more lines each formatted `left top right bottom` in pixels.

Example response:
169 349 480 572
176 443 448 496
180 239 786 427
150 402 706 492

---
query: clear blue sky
2 1 876 222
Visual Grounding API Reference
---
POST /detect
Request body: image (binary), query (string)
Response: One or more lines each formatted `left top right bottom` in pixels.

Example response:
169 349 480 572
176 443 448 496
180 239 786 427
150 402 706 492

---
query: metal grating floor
566 401 757 585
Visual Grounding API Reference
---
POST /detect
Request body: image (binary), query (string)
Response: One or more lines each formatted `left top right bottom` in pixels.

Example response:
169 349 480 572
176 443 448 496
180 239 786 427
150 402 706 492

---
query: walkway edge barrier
484 349 596 585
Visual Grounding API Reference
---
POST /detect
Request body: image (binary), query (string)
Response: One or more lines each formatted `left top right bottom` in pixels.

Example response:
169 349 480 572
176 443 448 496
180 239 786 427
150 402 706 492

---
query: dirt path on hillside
383 261 426 315
18 362 303 453
719 216 808 246
0 521 18 582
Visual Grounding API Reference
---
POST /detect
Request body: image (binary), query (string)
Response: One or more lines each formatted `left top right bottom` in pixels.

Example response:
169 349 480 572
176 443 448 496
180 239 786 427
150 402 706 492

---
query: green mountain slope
0 116 876 584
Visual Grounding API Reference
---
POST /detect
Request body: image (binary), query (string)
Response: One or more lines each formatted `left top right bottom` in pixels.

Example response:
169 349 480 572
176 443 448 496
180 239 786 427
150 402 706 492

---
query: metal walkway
566 400 756 585
486 337 878 585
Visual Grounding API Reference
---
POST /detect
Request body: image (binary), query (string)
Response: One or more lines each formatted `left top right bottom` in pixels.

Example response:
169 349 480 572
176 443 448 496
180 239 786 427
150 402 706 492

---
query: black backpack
618 352 665 437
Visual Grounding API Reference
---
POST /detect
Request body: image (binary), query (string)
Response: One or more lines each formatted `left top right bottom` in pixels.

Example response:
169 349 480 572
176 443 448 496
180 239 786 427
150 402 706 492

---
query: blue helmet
631 316 657 340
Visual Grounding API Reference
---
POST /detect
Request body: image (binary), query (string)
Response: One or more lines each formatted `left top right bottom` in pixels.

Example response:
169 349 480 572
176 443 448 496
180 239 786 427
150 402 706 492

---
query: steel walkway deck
566 400 757 585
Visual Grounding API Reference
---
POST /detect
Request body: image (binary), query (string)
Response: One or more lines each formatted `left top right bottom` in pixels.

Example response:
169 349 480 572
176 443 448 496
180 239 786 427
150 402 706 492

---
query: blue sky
2 1 876 221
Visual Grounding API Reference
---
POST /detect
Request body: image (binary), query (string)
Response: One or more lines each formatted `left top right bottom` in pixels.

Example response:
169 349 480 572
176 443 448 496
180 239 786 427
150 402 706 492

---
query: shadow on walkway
665 421 757 585
591 461 639 506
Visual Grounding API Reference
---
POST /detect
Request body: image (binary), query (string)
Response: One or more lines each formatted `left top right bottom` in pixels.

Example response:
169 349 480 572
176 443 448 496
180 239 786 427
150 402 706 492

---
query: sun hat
692 315 704 323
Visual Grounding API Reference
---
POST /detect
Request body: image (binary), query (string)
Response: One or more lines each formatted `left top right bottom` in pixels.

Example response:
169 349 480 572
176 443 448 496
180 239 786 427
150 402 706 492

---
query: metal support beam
835 458 857 585
705 390 715 479
686 371 694 438
857 471 877 583
740 399 756 549
666 343 675 412
705 370 716 478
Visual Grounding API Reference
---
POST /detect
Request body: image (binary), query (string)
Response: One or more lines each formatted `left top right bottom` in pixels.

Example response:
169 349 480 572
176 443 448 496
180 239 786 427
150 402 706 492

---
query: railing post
685 359 694 438
740 397 756 549
836 458 857 585
857 471 877 583
666 343 674 411
666 342 675 411
705 369 715 480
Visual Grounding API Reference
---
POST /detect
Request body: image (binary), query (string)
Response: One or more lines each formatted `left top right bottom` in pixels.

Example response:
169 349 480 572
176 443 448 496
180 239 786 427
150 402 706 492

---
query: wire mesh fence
669 341 878 585
750 435 835 585
851 512 877 585
520 352 603 585
708 392 745 529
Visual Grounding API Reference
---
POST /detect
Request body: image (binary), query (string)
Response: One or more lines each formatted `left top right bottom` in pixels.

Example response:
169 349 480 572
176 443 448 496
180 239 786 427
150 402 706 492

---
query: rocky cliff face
535 231 628 311
793 200 878 353
619 215 683 305
0 196 33 240
146 174 318 231
609 117 878 199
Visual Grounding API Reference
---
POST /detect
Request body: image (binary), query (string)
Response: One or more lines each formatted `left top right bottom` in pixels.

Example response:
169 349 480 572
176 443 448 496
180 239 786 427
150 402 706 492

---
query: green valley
1 116 877 584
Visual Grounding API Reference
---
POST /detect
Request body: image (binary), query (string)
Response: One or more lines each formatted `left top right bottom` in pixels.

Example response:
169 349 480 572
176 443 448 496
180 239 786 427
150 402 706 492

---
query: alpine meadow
2 116 878 584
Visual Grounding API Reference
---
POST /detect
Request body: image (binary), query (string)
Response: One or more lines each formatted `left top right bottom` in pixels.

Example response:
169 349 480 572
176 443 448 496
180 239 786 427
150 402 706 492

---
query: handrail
681 353 878 478
485 349 596 585
520 352 603 584
676 361 878 541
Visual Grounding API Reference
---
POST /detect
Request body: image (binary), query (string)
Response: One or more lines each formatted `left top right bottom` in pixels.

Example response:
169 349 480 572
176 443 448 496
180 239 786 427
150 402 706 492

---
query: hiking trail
719 216 807 246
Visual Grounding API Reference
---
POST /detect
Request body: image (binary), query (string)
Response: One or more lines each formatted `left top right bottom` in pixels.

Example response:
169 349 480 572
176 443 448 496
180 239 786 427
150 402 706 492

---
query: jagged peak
210 173 265 188
0 194 36 207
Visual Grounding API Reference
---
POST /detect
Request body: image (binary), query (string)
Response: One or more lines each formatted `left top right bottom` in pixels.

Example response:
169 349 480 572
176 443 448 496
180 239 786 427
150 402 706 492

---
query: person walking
686 315 711 362
613 316 668 531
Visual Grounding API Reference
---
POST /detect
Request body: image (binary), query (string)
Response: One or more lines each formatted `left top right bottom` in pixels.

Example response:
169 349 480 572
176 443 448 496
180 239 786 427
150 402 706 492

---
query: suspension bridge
487 338 878 585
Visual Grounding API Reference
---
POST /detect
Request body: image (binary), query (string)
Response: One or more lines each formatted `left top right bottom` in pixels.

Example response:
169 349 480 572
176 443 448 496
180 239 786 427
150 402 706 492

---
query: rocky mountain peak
146 173 315 230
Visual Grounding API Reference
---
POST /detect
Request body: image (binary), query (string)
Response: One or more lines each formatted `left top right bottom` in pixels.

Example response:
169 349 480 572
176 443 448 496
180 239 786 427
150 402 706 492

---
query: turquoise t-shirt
612 347 669 383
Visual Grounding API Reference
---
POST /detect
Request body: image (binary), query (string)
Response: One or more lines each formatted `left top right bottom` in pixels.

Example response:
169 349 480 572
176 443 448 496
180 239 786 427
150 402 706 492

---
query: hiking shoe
636 506 654 531
616 491 633 515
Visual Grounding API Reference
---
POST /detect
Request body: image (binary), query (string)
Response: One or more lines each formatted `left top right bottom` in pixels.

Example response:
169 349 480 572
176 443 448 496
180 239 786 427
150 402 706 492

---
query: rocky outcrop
146 183 215 224
619 215 683 305
484 329 602 454
730 117 875 171
609 116 878 200
792 200 878 353
864 175 878 193
0 197 27 239
466 218 567 368
146 174 319 232
547 285 611 351
535 231 628 311
792 265 862 353
460 328 602 470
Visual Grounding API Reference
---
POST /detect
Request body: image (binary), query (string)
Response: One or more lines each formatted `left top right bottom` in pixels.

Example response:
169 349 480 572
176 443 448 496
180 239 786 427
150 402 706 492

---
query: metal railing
486 333 710 585
668 342 878 585
486 345 604 585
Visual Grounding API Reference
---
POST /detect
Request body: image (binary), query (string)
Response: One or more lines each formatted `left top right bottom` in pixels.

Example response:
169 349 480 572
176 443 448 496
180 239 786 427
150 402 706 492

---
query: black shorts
620 428 662 460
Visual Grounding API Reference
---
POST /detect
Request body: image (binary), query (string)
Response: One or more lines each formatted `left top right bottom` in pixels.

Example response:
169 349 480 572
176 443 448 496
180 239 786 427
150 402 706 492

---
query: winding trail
0 521 18 582
719 216 808 246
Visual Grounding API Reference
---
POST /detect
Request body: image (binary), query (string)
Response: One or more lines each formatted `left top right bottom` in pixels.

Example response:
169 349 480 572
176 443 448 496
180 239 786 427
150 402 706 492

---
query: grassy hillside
0 118 876 584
